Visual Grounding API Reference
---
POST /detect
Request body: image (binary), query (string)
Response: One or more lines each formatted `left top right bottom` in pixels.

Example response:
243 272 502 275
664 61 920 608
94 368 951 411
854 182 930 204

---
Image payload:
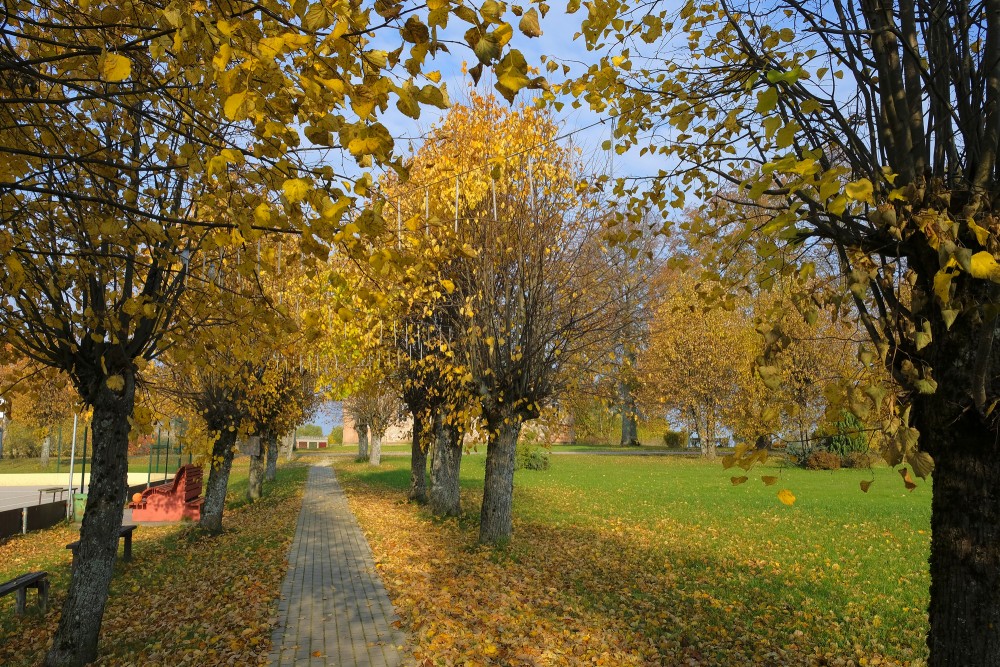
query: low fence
0 478 173 542
0 500 68 541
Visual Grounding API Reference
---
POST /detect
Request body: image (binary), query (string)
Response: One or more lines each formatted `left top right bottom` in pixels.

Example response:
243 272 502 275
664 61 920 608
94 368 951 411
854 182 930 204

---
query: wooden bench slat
1 571 49 615
0 572 46 596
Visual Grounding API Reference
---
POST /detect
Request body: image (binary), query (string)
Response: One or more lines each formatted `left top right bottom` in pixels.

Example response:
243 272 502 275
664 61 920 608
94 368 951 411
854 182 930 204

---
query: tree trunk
619 388 639 447
429 411 462 517
247 435 266 503
619 350 639 447
918 406 1000 665
479 416 523 546
409 411 428 503
705 413 717 460
45 383 134 667
41 433 51 467
199 428 237 533
284 431 294 461
695 409 717 460
368 430 382 466
357 423 369 460
264 432 279 481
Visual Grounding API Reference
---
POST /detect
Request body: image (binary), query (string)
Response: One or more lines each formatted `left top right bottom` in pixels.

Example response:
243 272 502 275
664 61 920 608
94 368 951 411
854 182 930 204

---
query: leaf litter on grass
0 466 308 666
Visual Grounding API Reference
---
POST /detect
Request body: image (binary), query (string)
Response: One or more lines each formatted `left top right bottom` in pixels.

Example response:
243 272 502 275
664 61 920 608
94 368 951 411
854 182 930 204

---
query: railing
0 500 68 541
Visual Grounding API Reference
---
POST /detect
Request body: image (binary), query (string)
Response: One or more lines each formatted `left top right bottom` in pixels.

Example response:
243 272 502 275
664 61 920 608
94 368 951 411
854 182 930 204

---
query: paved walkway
270 464 406 667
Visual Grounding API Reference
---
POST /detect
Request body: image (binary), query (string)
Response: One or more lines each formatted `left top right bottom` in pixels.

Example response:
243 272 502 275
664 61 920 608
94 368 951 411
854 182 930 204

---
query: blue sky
362 1 684 183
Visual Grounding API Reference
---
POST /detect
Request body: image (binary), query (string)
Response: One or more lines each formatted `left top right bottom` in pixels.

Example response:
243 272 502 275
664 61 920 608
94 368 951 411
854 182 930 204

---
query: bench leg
122 533 132 562
38 579 49 613
15 588 25 615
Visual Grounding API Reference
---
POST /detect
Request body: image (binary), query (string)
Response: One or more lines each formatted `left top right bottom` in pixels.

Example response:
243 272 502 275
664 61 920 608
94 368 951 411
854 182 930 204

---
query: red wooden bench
128 464 204 521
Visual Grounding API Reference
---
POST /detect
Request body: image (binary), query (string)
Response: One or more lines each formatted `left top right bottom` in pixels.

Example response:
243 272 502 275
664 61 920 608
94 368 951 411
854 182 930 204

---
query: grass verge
0 463 307 665
336 455 930 667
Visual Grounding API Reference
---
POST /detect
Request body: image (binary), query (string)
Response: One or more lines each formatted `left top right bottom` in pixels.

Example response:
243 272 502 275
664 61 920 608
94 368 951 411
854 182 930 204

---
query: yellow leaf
933 270 953 304
860 480 873 493
224 92 247 120
761 475 778 486
898 466 917 491
845 178 873 202
755 86 778 114
730 476 748 485
254 203 271 224
968 218 990 246
777 489 796 505
106 375 125 391
440 279 455 294
283 178 310 203
969 251 1000 281
259 36 285 59
101 53 132 82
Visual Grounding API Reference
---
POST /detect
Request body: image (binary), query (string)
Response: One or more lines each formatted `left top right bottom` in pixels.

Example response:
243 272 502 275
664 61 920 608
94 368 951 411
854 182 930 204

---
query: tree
2 1 543 661
343 379 403 466
640 270 762 458
562 0 1000 662
296 424 324 438
395 93 627 545
0 360 76 465
246 363 318 501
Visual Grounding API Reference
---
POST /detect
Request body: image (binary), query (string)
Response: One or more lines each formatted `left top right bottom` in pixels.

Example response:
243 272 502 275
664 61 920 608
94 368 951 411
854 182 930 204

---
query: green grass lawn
337 454 931 664
0 455 196 475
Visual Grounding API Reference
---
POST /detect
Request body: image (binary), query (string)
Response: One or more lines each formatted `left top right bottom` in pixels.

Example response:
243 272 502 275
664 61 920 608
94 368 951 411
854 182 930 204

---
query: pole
56 422 63 473
80 421 89 495
164 432 170 481
149 426 159 487
67 414 78 519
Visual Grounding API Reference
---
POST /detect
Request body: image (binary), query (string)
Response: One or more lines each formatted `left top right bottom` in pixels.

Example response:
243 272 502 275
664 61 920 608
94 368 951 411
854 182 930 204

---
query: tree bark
368 430 382 466
247 435 266 503
428 410 462 517
41 433 51 467
409 411 428 503
919 406 1000 665
619 387 639 447
199 428 237 533
479 416 523 546
357 423 369 460
694 409 717 460
45 383 133 667
264 432 279 481
284 431 294 461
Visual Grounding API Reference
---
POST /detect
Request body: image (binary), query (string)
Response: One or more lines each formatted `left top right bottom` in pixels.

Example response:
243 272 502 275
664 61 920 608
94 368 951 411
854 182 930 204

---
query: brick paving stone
270 465 407 666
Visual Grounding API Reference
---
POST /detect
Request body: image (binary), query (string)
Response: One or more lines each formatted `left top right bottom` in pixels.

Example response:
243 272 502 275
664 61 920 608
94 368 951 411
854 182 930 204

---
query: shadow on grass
337 460 929 666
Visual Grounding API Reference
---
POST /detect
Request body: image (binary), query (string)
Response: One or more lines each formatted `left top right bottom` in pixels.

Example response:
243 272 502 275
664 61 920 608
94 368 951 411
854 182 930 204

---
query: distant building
295 437 329 450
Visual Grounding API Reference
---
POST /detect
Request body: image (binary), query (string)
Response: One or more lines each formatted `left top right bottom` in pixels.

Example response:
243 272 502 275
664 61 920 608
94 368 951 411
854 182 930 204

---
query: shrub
515 442 550 471
329 426 344 445
826 411 868 457
804 451 842 470
663 431 687 449
1 422 41 458
296 424 324 437
842 451 879 469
